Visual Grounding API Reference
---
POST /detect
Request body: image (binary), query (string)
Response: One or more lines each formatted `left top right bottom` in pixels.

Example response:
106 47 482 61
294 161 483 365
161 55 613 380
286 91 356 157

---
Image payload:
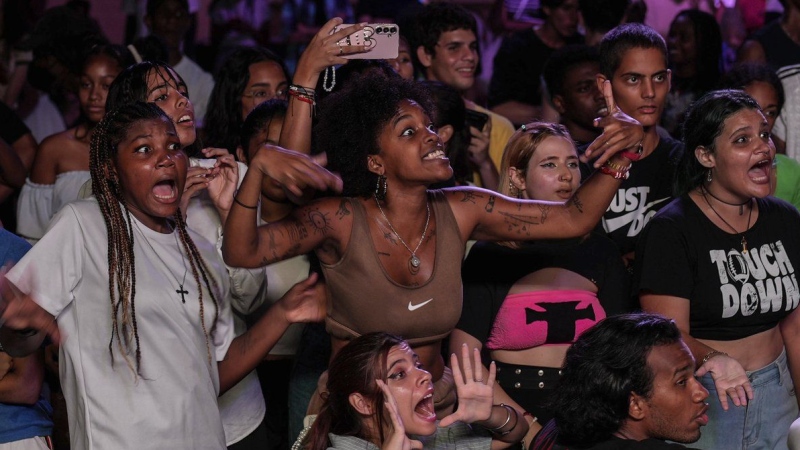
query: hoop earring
375 175 388 200
707 170 712 183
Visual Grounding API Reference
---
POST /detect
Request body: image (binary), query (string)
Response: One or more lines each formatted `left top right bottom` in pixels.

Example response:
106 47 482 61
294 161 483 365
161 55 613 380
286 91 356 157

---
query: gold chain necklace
374 194 430 270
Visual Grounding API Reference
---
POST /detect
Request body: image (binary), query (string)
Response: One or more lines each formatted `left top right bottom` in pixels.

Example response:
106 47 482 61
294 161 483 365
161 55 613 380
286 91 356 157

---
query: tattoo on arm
568 194 584 213
287 221 309 244
306 208 333 235
461 191 477 204
485 195 495 213
499 211 542 237
336 199 351 219
538 204 550 224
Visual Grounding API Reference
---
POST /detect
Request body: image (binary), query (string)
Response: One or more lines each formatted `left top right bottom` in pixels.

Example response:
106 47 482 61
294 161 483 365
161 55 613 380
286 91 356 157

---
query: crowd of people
1 0 800 449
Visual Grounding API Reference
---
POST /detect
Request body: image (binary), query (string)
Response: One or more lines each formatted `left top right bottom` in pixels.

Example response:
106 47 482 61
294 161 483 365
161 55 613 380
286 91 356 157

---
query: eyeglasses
242 86 289 101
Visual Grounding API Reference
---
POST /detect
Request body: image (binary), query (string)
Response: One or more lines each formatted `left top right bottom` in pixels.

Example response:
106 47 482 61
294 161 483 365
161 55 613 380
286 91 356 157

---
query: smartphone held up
332 23 400 59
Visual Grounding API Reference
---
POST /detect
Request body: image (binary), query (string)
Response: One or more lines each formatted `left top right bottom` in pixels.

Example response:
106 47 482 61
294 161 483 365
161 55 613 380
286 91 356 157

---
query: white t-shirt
7 198 233 449
187 158 266 445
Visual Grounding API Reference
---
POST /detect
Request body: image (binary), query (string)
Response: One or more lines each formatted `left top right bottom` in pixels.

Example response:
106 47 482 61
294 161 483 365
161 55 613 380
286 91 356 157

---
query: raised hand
252 144 342 198
439 344 495 427
583 80 644 167
294 18 368 86
180 166 212 217
696 353 754 410
202 148 239 217
276 272 327 324
467 120 492 169
377 379 424 450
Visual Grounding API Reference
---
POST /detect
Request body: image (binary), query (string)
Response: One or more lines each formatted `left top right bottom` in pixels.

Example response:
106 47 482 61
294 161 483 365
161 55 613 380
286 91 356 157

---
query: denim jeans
693 349 798 450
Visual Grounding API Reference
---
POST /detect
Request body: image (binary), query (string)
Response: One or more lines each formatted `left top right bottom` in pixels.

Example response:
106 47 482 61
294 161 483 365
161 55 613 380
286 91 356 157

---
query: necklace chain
701 186 753 254
169 221 189 299
374 194 430 269
703 184 751 215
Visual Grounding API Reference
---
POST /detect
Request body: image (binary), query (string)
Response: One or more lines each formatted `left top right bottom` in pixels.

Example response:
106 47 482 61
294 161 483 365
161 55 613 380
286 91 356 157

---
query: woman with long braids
0 102 339 448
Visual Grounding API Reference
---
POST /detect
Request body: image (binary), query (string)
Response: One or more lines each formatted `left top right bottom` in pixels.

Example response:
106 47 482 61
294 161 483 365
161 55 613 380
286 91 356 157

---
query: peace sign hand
582 80 644 168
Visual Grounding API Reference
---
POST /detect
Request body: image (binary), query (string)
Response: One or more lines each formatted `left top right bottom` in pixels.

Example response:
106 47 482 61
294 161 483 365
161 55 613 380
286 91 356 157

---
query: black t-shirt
580 135 684 256
634 195 800 340
458 234 631 347
750 20 800 71
489 29 583 108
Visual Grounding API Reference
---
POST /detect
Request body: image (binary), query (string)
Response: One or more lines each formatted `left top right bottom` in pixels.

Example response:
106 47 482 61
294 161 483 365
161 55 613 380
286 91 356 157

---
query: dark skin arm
278 18 366 154
218 272 326 393
222 145 343 268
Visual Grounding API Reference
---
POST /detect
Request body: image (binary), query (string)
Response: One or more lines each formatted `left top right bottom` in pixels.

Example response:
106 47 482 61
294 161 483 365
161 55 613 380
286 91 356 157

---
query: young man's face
554 60 605 134
418 28 479 92
598 47 671 129
639 342 709 443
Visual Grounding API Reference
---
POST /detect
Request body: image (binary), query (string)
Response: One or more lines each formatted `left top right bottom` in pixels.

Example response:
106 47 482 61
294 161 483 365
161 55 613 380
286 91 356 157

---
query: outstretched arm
450 81 641 242
222 145 342 268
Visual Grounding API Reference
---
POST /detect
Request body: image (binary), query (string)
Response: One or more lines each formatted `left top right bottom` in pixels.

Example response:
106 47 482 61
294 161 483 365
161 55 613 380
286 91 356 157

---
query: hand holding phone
465 109 490 131
332 23 400 59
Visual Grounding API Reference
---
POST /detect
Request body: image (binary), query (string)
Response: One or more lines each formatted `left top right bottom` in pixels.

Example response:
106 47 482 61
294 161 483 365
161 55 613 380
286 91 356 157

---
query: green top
775 154 800 211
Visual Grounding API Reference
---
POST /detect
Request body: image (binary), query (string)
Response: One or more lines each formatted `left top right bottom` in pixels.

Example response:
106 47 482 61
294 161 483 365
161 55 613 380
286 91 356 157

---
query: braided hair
90 101 220 374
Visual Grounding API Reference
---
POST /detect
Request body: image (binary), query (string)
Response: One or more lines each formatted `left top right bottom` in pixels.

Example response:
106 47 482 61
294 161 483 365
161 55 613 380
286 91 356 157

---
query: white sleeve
6 203 84 317
16 179 55 242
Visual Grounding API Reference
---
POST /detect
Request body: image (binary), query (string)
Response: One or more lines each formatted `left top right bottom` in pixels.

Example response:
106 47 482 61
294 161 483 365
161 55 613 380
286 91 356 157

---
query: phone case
333 24 400 59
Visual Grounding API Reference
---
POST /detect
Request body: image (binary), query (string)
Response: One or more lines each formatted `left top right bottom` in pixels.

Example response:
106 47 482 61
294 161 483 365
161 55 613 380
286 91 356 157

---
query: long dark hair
106 60 203 157
674 89 761 196
302 333 405 450
204 46 289 155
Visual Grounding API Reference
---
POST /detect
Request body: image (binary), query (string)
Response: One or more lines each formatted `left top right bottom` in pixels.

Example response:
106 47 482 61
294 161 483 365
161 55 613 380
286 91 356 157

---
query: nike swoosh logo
408 298 434 311
603 197 670 232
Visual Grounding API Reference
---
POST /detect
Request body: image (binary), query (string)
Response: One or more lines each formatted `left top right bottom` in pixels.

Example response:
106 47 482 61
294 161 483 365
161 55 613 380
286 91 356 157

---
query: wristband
600 164 630 180
233 190 259 210
620 142 644 161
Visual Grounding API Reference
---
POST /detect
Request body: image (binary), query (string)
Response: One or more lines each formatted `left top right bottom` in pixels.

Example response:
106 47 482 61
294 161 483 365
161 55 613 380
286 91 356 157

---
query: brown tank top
322 190 465 346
